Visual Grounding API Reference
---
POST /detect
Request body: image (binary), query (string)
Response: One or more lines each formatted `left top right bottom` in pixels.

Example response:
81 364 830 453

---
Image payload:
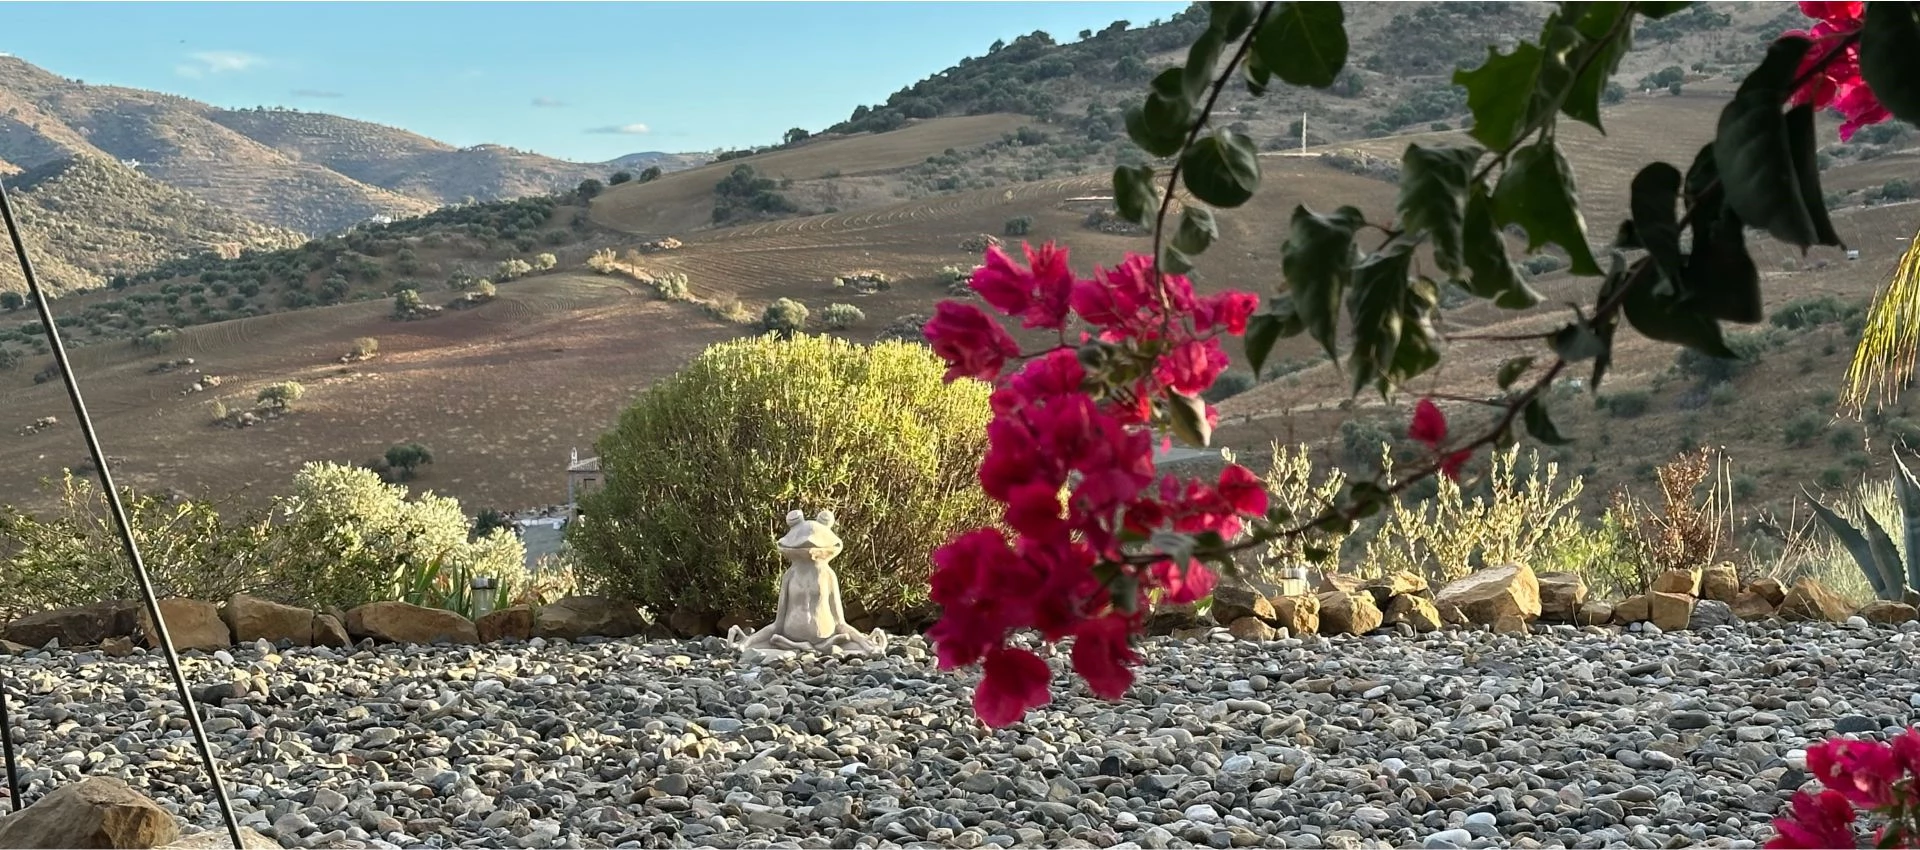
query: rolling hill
2 0 1918 567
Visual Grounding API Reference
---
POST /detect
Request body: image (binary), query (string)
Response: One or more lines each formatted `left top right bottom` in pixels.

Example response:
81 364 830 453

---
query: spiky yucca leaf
1895 454 1920 593
1805 487 1903 600
1842 232 1920 415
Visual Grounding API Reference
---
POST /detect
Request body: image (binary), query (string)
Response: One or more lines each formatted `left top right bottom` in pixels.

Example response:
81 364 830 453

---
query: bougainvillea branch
923 0 1920 730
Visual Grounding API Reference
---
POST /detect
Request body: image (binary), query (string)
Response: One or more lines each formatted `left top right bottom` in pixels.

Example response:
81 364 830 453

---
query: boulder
1384 594 1442 632
1779 578 1851 623
1434 564 1541 627
141 598 228 652
1536 572 1588 622
1211 585 1275 626
1574 600 1614 627
1227 616 1277 642
101 636 134 657
478 606 534 643
1649 592 1694 631
344 602 478 645
1144 602 1203 636
1360 571 1428 609
1317 591 1383 636
0 776 179 848
667 607 720 638
1688 599 1737 630
1700 563 1741 603
5 600 141 649
311 614 351 649
1651 569 1700 596
1746 577 1787 607
1858 599 1920 625
163 826 280 849
1731 590 1776 621
1613 594 1651 624
1171 627 1214 641
1491 615 1530 635
223 595 314 646
533 596 651 640
1317 571 1367 594
0 641 31 656
1270 595 1319 635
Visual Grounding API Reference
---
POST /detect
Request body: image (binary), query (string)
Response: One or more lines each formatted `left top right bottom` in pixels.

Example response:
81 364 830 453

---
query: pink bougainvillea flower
1216 464 1269 517
1799 0 1863 27
1070 613 1139 700
1809 737 1905 808
1409 398 1448 448
1193 291 1260 335
971 242 1076 330
1154 338 1231 397
973 646 1054 728
924 301 1021 383
1784 0 1891 142
1149 558 1217 604
1440 449 1473 482
1767 789 1858 849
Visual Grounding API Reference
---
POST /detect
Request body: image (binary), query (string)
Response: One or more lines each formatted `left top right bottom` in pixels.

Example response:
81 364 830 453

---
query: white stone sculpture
728 509 889 662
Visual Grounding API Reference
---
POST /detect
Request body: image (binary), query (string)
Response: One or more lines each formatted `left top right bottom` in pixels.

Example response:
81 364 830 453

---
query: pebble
0 623 1900 848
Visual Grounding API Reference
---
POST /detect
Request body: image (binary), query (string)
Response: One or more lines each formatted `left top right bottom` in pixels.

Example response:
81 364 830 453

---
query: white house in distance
567 448 602 518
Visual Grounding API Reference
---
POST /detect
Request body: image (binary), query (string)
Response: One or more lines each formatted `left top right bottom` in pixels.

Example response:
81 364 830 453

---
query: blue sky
2 2 1186 163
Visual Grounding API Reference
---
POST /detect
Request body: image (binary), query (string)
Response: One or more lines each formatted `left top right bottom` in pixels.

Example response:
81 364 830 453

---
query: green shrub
762 298 810 337
1203 370 1257 403
0 473 272 620
1818 467 1847 489
1785 410 1828 447
258 462 526 612
820 303 865 330
257 380 305 411
1003 215 1035 236
1708 382 1738 407
1601 390 1651 418
1732 473 1759 501
569 335 995 619
1362 446 1587 584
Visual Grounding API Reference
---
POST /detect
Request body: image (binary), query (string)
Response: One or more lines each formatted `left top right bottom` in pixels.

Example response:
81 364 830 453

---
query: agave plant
1805 452 1920 605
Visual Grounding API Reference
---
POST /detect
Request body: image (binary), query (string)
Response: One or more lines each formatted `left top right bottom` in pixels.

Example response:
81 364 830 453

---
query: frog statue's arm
728 509 810 651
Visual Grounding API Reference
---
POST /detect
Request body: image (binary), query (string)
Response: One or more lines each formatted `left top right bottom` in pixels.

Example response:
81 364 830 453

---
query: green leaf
1165 391 1212 448
1127 69 1194 158
1623 258 1737 358
1345 243 1417 395
1498 356 1535 390
1181 129 1261 208
1628 161 1685 288
1455 42 1546 151
1860 2 1920 128
1493 141 1602 276
1160 245 1195 275
1183 29 1226 103
1680 205 1763 324
1460 187 1540 308
1560 3 1634 132
1113 165 1158 225
1171 204 1219 256
1243 51 1274 97
1714 37 1823 249
1244 309 1285 377
1281 204 1363 360
1124 105 1185 159
1253 2 1348 88
1551 322 1604 362
1207 1 1257 41
1397 143 1483 276
1523 398 1570 445
1785 103 1844 249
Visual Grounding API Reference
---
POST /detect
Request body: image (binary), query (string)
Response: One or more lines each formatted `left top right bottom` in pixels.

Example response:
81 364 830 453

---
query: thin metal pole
0 176 246 846
0 679 17 812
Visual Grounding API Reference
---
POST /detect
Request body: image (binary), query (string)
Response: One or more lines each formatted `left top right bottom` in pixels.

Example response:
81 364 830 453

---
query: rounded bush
570 335 994 619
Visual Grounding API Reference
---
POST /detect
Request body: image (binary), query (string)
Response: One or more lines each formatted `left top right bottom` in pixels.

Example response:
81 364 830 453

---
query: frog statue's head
777 508 843 557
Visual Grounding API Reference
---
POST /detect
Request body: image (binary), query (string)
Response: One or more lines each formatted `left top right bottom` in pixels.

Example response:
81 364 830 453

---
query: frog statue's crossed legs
728 509 889 660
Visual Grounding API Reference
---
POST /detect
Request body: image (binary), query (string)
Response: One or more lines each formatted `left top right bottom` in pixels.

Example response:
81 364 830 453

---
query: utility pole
1300 112 1308 154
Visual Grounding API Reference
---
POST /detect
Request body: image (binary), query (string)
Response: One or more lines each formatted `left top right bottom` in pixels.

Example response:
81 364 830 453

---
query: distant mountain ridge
0 55 700 236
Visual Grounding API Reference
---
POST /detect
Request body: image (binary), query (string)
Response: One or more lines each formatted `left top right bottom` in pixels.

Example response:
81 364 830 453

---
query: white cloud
531 96 567 108
175 50 264 78
585 123 651 135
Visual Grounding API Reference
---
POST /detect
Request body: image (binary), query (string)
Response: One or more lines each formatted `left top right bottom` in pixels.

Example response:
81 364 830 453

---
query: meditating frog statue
727 509 889 661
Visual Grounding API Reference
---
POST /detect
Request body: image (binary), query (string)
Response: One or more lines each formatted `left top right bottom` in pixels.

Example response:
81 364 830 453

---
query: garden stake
0 677 17 812
0 174 246 846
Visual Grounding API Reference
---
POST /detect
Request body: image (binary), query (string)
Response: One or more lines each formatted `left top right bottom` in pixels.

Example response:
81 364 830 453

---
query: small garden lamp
471 577 497 619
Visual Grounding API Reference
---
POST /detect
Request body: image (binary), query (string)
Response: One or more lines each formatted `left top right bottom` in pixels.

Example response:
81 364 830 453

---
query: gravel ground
3 620 1919 849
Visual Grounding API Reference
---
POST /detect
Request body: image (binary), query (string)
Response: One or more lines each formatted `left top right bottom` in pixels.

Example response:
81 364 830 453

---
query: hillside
3 0 1918 566
0 54 697 236
0 154 306 295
